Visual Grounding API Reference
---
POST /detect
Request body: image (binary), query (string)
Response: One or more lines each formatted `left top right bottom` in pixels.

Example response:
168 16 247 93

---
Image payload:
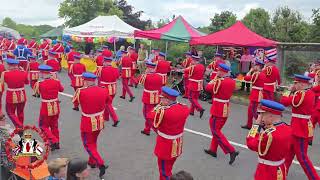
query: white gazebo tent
64 15 141 51
0 26 20 39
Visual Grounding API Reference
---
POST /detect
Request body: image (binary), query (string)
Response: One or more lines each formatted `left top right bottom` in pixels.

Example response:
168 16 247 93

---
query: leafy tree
311 8 320 42
271 6 311 42
2 17 17 29
115 0 151 30
209 11 236 32
242 8 272 38
58 0 123 27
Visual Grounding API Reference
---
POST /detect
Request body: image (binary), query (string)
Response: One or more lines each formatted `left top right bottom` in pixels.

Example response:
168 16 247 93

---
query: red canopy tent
190 21 277 47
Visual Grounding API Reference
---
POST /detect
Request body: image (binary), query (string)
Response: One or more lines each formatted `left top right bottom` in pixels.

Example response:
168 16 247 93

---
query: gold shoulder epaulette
247 125 260 138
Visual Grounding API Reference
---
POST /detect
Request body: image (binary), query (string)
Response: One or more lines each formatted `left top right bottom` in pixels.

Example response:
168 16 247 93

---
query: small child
47 158 69 180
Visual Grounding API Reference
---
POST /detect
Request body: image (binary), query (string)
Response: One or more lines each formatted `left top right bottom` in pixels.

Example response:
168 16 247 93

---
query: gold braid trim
251 72 259 84
0 71 7 92
139 74 147 85
292 90 305 108
266 66 272 76
153 105 168 128
72 88 81 103
212 78 222 95
258 129 273 156
188 65 195 78
33 81 40 96
69 64 74 74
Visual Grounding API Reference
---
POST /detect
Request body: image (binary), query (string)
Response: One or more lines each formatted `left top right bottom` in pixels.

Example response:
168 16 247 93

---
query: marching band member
147 86 189 180
181 52 193 98
139 62 162 136
204 63 239 165
67 46 81 79
72 72 109 178
69 55 86 91
45 51 61 79
246 99 292 180
207 53 224 80
52 40 64 64
5 37 16 59
98 57 120 127
128 46 138 88
13 40 32 71
241 59 266 129
155 52 171 86
186 55 205 118
2 58 29 128
94 49 104 79
33 65 64 151
310 62 320 145
39 38 50 61
262 54 281 100
28 56 40 89
101 45 113 58
119 50 135 102
280 74 320 180
27 37 38 56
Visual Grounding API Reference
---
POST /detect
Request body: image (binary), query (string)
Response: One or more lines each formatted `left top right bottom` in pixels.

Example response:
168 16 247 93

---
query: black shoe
128 84 133 87
183 96 188 99
309 141 313 146
129 96 135 102
241 125 251 130
200 109 205 119
204 149 217 158
50 144 56 151
135 84 138 88
112 121 120 127
208 101 212 104
37 94 40 98
119 96 125 99
141 130 150 136
189 112 194 116
72 107 79 111
55 143 60 150
99 165 108 178
88 163 96 169
229 151 239 165
32 94 37 97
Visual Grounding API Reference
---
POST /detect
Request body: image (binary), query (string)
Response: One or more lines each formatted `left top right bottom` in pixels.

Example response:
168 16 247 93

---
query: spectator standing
240 48 254 92
137 43 148 73
66 158 90 180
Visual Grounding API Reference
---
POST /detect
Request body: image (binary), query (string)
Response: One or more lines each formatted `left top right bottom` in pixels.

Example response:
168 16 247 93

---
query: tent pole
133 39 136 49
165 41 168 57
113 39 116 54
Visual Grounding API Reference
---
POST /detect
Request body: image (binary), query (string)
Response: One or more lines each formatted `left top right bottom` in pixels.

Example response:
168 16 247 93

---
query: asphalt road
11 71 320 180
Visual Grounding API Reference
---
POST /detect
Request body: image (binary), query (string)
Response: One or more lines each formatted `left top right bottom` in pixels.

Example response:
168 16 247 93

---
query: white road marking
59 92 320 171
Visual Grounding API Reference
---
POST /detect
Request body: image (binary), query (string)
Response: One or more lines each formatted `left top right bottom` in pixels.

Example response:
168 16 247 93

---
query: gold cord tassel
222 103 228 117
53 102 58 116
308 120 314 137
99 114 104 129
91 117 98 131
277 167 283 180
47 102 53 116
20 91 25 103
292 91 305 108
258 131 273 156
12 91 18 104
171 139 178 158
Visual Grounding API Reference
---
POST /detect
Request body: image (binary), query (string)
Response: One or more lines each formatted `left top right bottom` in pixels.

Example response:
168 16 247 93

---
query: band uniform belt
42 98 58 103
213 98 229 103
189 79 203 83
7 87 24 91
101 81 116 85
157 73 167 76
158 131 183 140
291 113 311 119
258 157 284 166
252 86 263 90
30 70 40 73
82 110 104 118
74 74 82 77
144 89 159 93
264 82 276 86
122 67 131 70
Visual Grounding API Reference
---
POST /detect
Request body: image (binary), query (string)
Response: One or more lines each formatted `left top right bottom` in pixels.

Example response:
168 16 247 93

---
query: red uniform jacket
147 102 189 160
5 40 16 57
280 90 315 138
206 77 235 117
34 78 64 116
39 42 50 59
121 56 132 78
67 51 81 64
246 122 292 180
29 62 40 81
73 86 110 132
156 60 171 85
45 59 61 72
18 38 27 45
186 64 205 92
52 43 64 59
2 69 29 103
27 40 38 55
139 73 163 105
69 63 86 88
0 64 6 93
99 66 119 96
95 55 104 77
102 49 113 57
244 71 266 102
311 85 320 110
129 52 138 70
262 65 281 92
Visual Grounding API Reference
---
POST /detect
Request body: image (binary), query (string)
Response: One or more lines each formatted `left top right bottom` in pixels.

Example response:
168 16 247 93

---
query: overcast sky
0 0 318 27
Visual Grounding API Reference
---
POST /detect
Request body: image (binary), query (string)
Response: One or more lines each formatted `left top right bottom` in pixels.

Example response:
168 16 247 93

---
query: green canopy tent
40 27 63 38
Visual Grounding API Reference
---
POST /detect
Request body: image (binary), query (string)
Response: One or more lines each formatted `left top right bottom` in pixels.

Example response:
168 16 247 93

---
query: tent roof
40 27 63 38
63 15 140 38
190 21 277 47
0 26 20 39
134 15 206 42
